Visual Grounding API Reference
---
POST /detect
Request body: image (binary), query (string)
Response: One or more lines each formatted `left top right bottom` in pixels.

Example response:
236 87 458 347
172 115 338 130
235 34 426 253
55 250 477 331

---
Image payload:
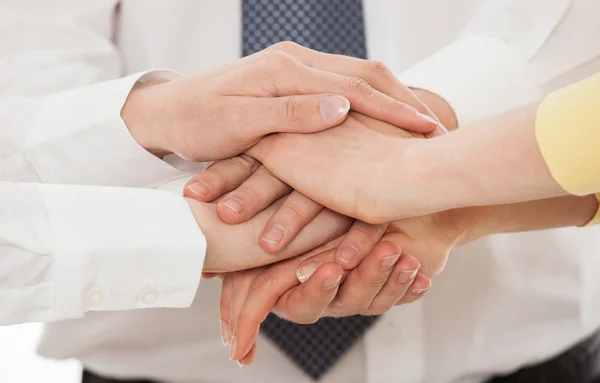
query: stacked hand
135 42 455 366
185 111 459 365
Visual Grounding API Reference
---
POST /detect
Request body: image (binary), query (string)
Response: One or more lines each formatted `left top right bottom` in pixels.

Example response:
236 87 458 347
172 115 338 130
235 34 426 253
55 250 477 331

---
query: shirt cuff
399 36 542 125
535 73 600 196
24 71 183 188
38 184 206 320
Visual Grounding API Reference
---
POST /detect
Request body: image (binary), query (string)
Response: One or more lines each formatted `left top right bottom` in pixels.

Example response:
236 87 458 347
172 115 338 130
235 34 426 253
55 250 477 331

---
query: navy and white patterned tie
242 1 378 380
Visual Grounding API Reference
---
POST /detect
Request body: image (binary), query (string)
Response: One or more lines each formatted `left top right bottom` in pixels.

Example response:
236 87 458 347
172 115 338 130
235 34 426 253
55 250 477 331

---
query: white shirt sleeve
399 0 573 124
0 181 206 325
0 1 206 325
0 0 182 187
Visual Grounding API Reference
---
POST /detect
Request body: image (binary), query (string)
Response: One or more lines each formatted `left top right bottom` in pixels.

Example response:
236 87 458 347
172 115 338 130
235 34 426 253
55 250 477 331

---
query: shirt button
140 287 159 305
85 290 105 309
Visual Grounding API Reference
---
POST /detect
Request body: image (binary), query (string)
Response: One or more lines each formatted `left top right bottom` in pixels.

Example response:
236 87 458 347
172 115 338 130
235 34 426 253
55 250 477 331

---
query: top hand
121 42 441 161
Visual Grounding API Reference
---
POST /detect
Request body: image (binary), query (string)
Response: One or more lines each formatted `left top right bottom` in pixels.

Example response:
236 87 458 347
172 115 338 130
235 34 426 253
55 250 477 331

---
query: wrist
121 79 173 157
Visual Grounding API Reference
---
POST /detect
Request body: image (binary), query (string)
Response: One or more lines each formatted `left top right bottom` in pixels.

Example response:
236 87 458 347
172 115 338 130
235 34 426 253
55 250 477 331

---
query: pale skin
186 98 598 365
119 42 450 364
121 41 442 161
221 193 598 366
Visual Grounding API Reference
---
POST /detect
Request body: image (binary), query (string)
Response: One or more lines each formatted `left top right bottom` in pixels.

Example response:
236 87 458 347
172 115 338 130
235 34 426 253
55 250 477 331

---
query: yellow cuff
536 73 600 196
584 194 600 226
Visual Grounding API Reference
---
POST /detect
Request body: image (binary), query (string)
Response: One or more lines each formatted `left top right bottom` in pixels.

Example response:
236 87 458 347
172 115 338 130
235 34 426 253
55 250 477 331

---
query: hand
185 112 425 255
223 210 462 365
121 42 441 160
185 197 352 273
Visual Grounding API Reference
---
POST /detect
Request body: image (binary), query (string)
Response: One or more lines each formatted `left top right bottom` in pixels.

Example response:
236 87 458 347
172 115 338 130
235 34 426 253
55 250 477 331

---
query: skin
185 92 598 365
187 197 352 273
224 193 598 365
120 41 441 161
243 103 566 223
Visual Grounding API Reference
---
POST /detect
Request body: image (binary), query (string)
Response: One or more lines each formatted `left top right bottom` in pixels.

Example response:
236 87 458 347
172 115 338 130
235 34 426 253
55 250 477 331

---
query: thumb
251 94 350 136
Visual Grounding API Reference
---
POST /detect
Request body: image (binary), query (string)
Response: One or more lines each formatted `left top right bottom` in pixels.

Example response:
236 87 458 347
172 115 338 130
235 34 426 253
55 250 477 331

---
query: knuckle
269 41 301 53
250 271 275 293
365 60 394 80
283 95 310 124
225 155 258 171
345 76 374 96
266 49 297 67
278 203 304 221
237 185 260 201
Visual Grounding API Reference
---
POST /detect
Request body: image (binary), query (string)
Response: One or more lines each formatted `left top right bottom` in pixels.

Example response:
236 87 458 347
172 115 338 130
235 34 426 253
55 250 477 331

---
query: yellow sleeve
535 73 600 196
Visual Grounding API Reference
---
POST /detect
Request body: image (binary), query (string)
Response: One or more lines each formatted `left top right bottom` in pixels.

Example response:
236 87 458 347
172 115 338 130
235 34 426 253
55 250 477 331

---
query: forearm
453 194 599 246
406 103 566 212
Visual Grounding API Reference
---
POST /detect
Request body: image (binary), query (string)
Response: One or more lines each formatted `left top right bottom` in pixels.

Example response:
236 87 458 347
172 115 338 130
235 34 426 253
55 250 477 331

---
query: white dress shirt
2 0 600 382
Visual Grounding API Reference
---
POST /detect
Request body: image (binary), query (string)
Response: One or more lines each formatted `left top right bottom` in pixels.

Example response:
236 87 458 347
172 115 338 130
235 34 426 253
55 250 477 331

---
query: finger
334 221 388 269
217 166 291 224
230 260 310 361
260 191 323 253
228 269 261 337
231 237 346 360
219 274 234 346
266 42 442 133
202 272 220 279
225 93 350 138
365 253 421 315
274 262 343 324
184 155 260 202
394 272 432 305
237 342 257 367
327 241 401 316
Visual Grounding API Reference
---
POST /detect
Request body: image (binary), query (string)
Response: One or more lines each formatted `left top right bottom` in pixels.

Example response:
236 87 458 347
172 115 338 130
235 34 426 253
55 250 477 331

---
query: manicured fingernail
187 181 210 197
322 275 342 291
261 224 285 244
222 197 244 214
296 261 321 283
320 95 350 124
411 287 429 296
417 112 439 126
381 254 400 270
397 269 418 284
237 360 245 368
430 123 448 136
229 336 237 360
220 320 230 346
336 246 357 264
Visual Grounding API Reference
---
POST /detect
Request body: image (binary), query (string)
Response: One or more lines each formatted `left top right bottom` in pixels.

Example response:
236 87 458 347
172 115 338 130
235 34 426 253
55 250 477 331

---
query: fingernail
296 261 321 283
430 123 448 136
187 181 210 197
320 95 350 124
411 287 429 296
397 269 418 284
336 246 357 264
222 197 244 214
417 112 439 126
381 254 400 270
261 224 285 244
229 336 237 360
322 275 342 291
237 360 245 368
220 320 230 346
